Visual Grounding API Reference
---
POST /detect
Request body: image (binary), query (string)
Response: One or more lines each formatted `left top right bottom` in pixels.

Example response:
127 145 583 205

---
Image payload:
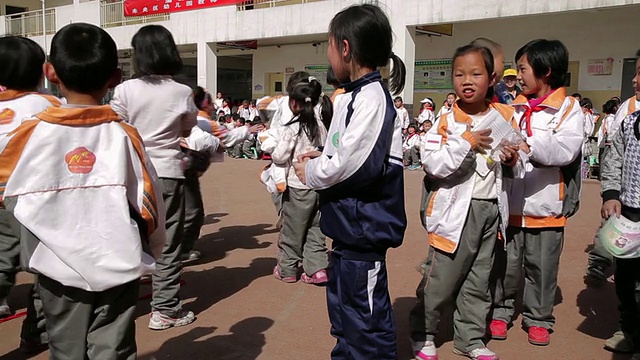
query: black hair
602 99 618 115
192 86 212 110
636 49 640 57
326 67 340 87
218 116 225 123
408 124 417 130
225 114 232 120
0 36 45 91
452 44 495 100
49 23 118 93
515 39 569 90
286 71 310 94
447 92 456 98
131 25 182 77
579 97 593 110
329 4 406 95
232 113 240 121
237 117 246 126
394 96 403 102
572 93 583 100
287 77 334 142
254 116 261 123
424 119 433 125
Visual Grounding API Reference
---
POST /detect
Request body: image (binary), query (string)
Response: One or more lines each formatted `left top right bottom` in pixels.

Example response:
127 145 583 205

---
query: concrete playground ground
0 158 632 360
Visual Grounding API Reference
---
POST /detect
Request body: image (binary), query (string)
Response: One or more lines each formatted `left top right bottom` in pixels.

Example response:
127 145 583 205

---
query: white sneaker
414 341 438 360
181 250 201 262
148 310 196 330
453 346 499 360
0 298 12 318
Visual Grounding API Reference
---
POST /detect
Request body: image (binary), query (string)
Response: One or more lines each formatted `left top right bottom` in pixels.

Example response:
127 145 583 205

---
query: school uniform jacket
0 90 61 139
509 88 585 228
614 96 640 129
0 105 166 292
305 71 406 261
421 103 519 254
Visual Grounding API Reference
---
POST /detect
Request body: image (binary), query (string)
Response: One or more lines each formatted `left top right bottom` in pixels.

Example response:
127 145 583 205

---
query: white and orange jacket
509 88 585 228
421 103 520 254
0 105 166 292
0 90 61 139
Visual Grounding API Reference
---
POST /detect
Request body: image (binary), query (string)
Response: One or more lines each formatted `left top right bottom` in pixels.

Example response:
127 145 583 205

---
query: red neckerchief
521 90 555 136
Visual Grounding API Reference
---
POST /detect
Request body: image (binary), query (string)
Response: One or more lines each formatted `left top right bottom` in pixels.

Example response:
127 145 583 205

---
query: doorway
621 57 637 100
565 61 580 96
266 72 285 96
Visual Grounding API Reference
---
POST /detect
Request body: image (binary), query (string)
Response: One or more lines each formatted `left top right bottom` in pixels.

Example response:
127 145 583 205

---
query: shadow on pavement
138 316 274 360
576 280 619 340
203 212 228 225
193 223 276 264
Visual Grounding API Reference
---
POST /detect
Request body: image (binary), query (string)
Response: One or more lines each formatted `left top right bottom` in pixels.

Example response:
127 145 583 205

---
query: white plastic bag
598 215 640 259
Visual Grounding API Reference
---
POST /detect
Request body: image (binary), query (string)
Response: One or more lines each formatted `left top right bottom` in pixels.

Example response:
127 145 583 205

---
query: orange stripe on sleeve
0 120 41 203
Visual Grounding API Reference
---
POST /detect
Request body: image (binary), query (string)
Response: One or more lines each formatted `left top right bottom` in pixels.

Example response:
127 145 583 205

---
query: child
502 68 521 103
327 67 345 104
422 119 433 133
214 91 224 110
292 4 407 359
489 39 584 346
111 24 198 330
599 50 640 359
0 23 166 359
403 124 421 170
0 35 60 355
597 99 621 150
410 44 520 360
580 98 596 176
418 98 435 124
436 92 456 119
221 98 231 115
395 96 411 134
238 99 251 120
271 77 332 284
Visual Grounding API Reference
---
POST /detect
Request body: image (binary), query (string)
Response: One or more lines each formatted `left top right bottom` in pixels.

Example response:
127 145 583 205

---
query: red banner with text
124 0 242 17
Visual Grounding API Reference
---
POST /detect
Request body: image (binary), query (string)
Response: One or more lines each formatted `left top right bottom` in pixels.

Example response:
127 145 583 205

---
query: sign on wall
414 60 452 90
588 58 614 76
304 65 334 94
124 0 241 17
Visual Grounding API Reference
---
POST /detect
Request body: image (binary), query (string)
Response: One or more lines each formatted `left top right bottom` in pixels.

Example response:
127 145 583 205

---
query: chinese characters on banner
124 0 242 17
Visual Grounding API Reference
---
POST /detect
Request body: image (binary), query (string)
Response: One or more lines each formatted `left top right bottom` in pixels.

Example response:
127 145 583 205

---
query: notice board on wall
414 59 452 90
304 65 334 94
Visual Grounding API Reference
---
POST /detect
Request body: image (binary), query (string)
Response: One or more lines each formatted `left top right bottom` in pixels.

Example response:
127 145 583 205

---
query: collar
341 71 382 93
512 87 567 110
36 105 121 125
197 110 210 119
0 90 37 101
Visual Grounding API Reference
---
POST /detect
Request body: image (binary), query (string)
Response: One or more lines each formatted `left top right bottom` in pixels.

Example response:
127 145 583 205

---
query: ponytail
388 53 406 95
287 77 327 143
320 94 333 129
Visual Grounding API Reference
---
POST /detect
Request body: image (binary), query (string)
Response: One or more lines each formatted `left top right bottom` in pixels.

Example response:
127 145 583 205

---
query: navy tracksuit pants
327 251 397 360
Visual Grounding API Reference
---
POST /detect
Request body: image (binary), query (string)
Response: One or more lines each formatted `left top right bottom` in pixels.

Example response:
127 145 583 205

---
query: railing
100 0 169 28
236 0 324 10
4 9 56 37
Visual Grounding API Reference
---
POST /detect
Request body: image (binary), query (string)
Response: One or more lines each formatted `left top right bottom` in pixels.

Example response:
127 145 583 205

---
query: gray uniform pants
39 275 139 360
410 199 498 352
151 178 186 316
0 208 47 343
490 227 563 329
276 188 328 278
587 220 614 272
182 171 203 255
403 147 420 166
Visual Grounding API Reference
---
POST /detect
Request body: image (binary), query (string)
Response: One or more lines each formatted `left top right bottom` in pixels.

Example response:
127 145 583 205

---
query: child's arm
420 124 490 179
110 84 129 121
180 97 198 138
600 122 625 216
270 127 297 165
304 101 387 190
525 99 584 167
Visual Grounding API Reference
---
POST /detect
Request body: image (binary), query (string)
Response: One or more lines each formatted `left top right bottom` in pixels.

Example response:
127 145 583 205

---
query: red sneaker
528 326 550 346
489 320 508 340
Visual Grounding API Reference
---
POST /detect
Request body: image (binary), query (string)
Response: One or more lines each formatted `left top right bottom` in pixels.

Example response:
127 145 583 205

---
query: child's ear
342 39 351 61
43 62 60 85
108 68 122 89
489 72 497 87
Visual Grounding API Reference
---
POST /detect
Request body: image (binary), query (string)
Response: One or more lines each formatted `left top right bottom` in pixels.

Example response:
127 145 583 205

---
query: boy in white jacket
0 23 165 359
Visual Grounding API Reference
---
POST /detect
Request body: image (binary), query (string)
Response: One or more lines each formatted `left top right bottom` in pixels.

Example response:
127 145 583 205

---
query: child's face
217 92 222 99
446 94 456 105
408 127 415 134
327 37 349 84
634 58 640 101
504 76 517 89
394 99 402 108
423 122 433 132
517 55 545 97
223 100 228 107
453 52 494 106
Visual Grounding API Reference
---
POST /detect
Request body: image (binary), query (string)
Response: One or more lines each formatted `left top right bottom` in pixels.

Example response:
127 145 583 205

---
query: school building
1 0 638 114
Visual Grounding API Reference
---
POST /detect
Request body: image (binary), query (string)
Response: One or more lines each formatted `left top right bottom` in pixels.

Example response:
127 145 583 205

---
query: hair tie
320 92 325 98
305 97 312 103
308 76 317 82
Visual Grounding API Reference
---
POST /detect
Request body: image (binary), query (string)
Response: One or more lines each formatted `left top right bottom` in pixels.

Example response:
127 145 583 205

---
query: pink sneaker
273 266 297 283
414 341 438 360
301 269 328 285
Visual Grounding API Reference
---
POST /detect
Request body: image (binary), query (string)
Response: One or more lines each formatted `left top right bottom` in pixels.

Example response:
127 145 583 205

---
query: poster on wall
304 65 334 94
414 60 452 90
124 0 241 17
588 58 614 76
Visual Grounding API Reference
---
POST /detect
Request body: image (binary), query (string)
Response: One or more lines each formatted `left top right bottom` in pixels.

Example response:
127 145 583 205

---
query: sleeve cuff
462 131 478 149
602 190 620 203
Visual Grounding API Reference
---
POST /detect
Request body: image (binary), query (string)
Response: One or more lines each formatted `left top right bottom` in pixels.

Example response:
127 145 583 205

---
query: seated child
403 124 421 170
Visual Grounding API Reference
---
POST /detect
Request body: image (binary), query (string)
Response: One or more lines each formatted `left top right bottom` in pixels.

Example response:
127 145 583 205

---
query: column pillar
197 41 217 94
392 24 416 116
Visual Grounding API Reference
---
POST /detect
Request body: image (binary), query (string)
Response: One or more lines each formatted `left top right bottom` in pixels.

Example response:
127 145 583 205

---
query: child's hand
293 159 309 184
297 150 322 163
519 141 531 154
601 199 622 219
469 129 492 153
500 145 519 166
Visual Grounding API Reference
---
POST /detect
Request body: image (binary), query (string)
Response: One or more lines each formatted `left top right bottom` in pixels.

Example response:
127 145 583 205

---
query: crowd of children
0 3 640 360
